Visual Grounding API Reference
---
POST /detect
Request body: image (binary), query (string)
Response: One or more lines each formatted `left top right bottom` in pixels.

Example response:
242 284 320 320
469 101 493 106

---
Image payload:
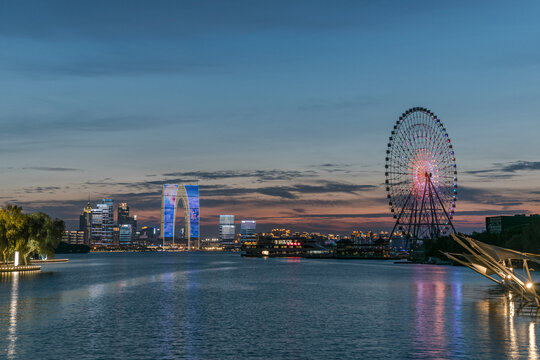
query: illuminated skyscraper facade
118 203 130 225
118 202 137 243
119 224 132 245
160 183 199 249
240 220 256 243
100 199 114 246
219 215 236 247
88 199 114 246
79 202 92 245
91 207 103 244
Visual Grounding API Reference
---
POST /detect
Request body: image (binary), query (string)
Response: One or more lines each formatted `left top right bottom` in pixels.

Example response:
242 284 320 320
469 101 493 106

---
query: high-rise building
140 226 160 242
240 220 256 243
62 230 85 245
118 202 137 243
79 203 92 245
89 199 114 246
118 203 130 226
161 183 200 249
486 214 540 234
113 226 120 246
119 224 132 246
219 215 236 247
91 206 103 244
100 199 114 246
131 215 138 243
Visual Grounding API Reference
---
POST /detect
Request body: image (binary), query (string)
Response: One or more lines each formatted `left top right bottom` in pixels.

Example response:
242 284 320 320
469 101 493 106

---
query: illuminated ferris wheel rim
385 107 457 236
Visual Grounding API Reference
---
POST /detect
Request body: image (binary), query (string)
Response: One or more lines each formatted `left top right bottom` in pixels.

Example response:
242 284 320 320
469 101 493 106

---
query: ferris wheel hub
385 107 457 245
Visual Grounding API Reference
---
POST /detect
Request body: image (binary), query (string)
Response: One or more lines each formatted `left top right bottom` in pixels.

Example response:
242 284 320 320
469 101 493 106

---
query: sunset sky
1 1 539 236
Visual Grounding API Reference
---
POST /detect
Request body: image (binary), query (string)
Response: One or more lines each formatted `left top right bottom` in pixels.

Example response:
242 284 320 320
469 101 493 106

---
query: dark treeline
55 242 90 254
0 205 64 265
425 218 540 259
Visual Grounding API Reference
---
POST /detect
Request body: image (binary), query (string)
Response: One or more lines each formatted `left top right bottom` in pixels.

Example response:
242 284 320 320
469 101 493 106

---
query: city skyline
1 1 540 235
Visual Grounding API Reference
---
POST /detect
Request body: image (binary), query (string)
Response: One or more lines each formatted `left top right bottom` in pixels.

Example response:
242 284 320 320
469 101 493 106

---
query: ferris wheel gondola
385 107 457 247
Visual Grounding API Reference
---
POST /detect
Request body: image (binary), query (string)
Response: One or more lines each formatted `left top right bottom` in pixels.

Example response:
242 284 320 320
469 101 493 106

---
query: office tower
486 214 540 234
119 224 132 246
62 231 85 245
219 215 236 247
79 203 92 245
240 220 256 243
161 183 199 249
131 215 138 243
91 206 103 244
118 203 130 226
100 199 114 246
118 202 137 243
113 226 120 246
72 231 85 244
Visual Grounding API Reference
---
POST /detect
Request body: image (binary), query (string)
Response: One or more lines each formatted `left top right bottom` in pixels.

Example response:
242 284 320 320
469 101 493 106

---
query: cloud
0 1 364 42
17 56 213 78
0 0 369 80
22 186 63 194
79 169 377 201
456 210 532 216
0 114 165 142
201 181 377 199
466 160 540 179
499 161 540 172
290 212 390 219
288 209 536 220
309 163 353 173
22 167 81 172
162 169 315 181
457 186 525 207
200 197 353 208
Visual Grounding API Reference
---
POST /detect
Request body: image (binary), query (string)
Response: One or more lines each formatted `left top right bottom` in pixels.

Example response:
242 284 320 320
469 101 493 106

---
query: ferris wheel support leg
408 196 418 248
430 177 456 233
391 190 413 247
415 180 430 242
428 180 440 239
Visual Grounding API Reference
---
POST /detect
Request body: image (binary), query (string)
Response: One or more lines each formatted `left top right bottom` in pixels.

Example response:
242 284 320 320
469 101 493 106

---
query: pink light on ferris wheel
385 107 457 244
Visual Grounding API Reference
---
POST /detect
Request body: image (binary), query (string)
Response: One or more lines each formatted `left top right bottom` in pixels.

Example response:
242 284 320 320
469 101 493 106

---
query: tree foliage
0 205 64 264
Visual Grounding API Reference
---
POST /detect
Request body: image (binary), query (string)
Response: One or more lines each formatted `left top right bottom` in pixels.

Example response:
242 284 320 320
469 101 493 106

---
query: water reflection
1 271 41 359
530 322 538 360
3 255 540 359
185 267 199 360
476 291 540 359
412 268 450 359
7 272 19 359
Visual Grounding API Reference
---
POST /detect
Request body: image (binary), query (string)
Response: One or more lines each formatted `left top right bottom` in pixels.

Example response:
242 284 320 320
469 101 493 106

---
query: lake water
0 252 539 359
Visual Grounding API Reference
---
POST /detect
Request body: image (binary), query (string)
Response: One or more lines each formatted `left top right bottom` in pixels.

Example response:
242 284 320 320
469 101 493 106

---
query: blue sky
1 1 539 235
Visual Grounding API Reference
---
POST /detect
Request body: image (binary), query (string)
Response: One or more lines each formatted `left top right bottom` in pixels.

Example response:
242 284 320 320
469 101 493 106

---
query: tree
0 205 27 264
0 205 64 264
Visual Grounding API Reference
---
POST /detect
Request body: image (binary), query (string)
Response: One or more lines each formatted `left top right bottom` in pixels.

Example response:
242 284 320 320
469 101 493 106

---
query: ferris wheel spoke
385 107 457 244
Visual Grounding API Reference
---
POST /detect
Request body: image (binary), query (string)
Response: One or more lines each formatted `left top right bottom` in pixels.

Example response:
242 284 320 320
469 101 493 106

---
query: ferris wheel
385 107 457 245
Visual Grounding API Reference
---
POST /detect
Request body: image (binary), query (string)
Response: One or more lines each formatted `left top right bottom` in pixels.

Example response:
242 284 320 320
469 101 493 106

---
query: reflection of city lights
529 322 537 359
8 272 19 359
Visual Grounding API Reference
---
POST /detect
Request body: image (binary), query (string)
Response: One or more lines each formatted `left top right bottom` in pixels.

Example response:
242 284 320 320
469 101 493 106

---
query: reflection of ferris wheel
385 107 457 245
